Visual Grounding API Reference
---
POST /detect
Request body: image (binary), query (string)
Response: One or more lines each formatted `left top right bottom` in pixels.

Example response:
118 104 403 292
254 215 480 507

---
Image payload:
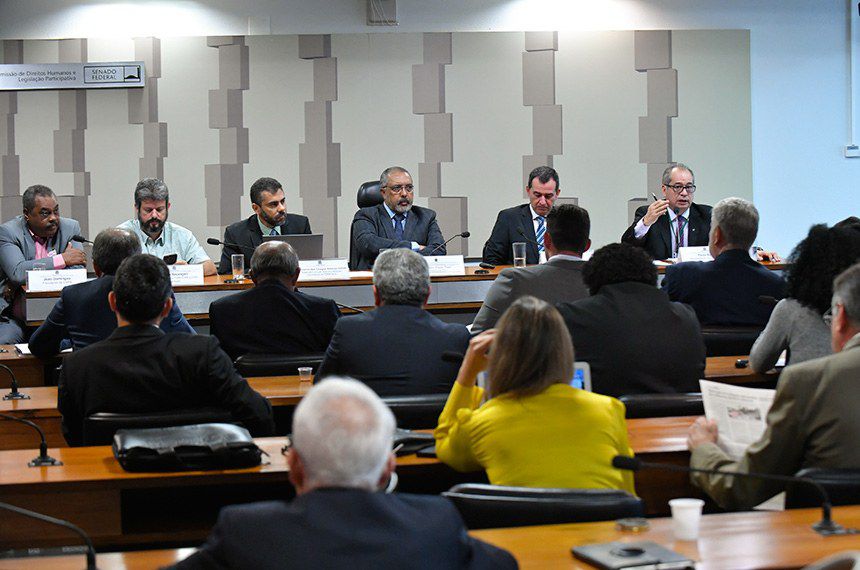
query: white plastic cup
668 498 704 540
231 254 245 280
298 367 313 383
512 242 527 267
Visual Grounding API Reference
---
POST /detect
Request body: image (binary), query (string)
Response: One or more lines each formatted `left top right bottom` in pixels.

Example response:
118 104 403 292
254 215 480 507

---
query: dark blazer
57 325 275 446
350 204 445 270
219 214 311 274
557 281 705 398
482 204 540 266
209 279 340 361
28 275 193 359
621 203 712 260
170 488 517 570
662 249 786 326
471 255 588 333
316 304 470 396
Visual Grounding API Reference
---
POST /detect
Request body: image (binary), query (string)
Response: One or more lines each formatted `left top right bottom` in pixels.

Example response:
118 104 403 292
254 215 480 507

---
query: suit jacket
557 282 705 398
27 275 194 359
691 334 860 510
482 204 540 266
218 214 311 274
471 255 588 333
350 204 445 270
316 304 471 396
621 203 712 260
209 279 340 361
662 248 786 326
0 215 83 313
57 324 275 446
170 488 517 570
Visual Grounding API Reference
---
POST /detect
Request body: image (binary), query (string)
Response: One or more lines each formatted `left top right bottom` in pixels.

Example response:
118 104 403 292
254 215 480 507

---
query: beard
139 213 166 236
260 208 285 227
392 197 413 214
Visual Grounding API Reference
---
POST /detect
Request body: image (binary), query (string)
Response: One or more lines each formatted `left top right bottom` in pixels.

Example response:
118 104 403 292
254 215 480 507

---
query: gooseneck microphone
206 238 256 253
515 226 540 248
335 302 366 314
0 412 63 467
427 231 470 256
0 501 97 569
1 363 29 401
70 234 92 244
612 455 858 536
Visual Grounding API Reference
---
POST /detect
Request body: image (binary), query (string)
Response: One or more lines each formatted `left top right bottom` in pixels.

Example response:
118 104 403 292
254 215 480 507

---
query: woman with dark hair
750 222 860 372
433 296 635 493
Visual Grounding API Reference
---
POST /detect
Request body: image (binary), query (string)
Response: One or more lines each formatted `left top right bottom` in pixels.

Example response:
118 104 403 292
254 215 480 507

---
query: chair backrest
357 180 383 208
381 393 449 430
619 393 704 419
443 483 644 529
700 325 764 357
785 468 860 509
83 408 234 447
233 353 325 377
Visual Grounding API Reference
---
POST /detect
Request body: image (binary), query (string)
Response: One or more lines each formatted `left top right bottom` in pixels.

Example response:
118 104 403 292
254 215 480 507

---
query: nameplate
26 268 88 292
168 264 204 286
678 246 713 263
426 255 466 277
298 259 351 281
0 62 146 91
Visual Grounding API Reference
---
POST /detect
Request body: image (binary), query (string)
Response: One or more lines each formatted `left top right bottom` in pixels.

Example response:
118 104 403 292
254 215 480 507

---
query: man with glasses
350 166 445 270
0 185 86 342
621 163 712 260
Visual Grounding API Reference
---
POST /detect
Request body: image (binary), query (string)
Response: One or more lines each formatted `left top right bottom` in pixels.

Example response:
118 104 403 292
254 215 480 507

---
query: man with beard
118 178 217 276
218 177 311 274
0 185 86 342
350 166 446 270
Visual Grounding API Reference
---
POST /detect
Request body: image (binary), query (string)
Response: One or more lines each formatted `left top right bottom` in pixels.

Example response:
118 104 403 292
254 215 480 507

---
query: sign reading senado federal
0 61 146 90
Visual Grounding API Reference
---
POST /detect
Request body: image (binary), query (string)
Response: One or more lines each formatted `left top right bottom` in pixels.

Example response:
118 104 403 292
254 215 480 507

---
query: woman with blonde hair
434 295 635 493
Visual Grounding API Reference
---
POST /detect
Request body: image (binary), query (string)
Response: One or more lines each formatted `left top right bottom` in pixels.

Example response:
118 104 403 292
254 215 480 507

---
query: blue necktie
394 213 405 241
535 216 546 253
269 227 278 236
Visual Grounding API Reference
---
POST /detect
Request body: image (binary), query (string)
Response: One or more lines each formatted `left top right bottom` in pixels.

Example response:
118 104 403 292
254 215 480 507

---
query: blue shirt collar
383 203 407 220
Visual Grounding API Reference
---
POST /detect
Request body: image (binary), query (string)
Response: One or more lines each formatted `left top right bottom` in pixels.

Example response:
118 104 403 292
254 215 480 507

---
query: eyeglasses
385 184 414 194
665 184 696 194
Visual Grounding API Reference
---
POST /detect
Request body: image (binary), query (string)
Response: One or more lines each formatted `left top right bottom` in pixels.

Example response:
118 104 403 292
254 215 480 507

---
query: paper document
15 343 72 355
700 379 776 460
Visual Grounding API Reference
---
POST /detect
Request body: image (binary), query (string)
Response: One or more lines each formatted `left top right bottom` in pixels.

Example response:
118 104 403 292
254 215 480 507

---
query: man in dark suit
557 243 705 398
0 185 86 342
317 248 470 396
171 377 515 570
482 166 561 266
350 166 445 270
621 163 712 260
663 197 785 326
472 203 590 333
28 228 193 358
218 177 312 274
209 241 340 361
57 254 274 446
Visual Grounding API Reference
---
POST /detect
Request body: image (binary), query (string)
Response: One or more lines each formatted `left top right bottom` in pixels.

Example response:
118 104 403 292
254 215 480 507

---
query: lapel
17 216 37 259
247 215 265 249
376 205 396 240
402 207 419 242
280 216 291 235
519 206 539 259
655 214 672 257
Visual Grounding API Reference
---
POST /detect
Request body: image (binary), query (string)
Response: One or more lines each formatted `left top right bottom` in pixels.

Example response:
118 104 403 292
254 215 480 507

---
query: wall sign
0 62 146 91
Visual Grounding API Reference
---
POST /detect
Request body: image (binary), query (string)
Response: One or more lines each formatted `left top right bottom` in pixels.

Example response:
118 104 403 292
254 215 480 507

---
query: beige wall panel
219 43 249 90
58 39 86 63
0 116 13 155
218 127 249 165
303 100 332 146
298 35 331 59
302 198 338 257
0 93 17 115
134 37 161 78
58 91 87 130
647 163 672 195
313 57 338 102
418 162 441 198
128 79 158 124
204 163 244 222
207 36 242 48
532 104 562 156
423 32 452 65
412 63 445 115
53 129 85 173
423 113 452 163
56 195 88 230
522 50 555 106
634 30 671 71
0 195 20 221
143 122 168 159
208 88 243 128
522 155 553 189
428 196 468 254
299 141 341 198
0 156 19 197
647 68 678 118
72 171 90 197
139 156 164 180
525 31 558 52
2 40 24 64
638 115 672 165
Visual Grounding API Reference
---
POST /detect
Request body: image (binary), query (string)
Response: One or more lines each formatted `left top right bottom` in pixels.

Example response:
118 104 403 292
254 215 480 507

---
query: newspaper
699 379 776 461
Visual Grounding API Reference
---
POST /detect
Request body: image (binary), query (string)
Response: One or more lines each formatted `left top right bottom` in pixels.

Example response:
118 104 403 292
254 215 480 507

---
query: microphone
0 412 63 467
427 231 470 256
335 302 365 314
70 234 92 244
206 238 256 253
1 362 30 401
515 226 540 248
612 455 858 536
0 501 97 569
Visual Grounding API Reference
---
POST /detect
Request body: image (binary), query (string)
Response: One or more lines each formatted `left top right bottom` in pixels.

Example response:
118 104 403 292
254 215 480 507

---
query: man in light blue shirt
118 178 217 276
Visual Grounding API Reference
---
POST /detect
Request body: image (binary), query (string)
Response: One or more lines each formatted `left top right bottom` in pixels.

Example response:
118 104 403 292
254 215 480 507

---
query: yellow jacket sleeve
611 398 637 495
434 382 485 473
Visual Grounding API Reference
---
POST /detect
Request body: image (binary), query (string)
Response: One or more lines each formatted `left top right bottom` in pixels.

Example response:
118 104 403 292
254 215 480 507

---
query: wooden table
1 506 853 569
0 345 53 388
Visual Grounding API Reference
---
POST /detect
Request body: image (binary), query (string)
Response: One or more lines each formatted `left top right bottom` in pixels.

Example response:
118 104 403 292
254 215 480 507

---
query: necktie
535 216 546 253
675 215 687 257
269 227 278 236
394 213 405 241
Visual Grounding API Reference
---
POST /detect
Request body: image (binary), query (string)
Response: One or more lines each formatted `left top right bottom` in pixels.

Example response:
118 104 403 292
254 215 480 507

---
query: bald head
92 228 142 276
250 241 300 285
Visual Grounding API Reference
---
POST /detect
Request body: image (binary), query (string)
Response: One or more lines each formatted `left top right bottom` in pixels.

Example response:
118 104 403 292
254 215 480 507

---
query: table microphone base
3 391 30 400
28 455 63 467
813 519 859 536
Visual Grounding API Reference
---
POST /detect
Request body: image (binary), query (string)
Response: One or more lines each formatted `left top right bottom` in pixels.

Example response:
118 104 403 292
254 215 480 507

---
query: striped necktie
394 213 405 241
269 227 278 236
535 216 546 253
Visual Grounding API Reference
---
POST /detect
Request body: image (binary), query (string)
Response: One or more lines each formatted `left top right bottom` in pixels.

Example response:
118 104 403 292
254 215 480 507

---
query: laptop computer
262 234 324 260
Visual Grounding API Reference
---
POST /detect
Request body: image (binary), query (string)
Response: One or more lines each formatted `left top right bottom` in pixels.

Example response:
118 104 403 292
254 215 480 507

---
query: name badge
426 255 466 277
27 268 88 292
168 264 204 286
677 246 713 263
298 259 351 281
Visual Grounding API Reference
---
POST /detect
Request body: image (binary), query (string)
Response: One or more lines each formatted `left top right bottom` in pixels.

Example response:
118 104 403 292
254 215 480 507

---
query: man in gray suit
350 166 446 270
687 262 860 510
0 185 85 342
472 204 591 333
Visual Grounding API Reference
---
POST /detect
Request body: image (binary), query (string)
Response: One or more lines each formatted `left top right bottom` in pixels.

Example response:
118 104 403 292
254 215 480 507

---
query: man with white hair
172 377 516 569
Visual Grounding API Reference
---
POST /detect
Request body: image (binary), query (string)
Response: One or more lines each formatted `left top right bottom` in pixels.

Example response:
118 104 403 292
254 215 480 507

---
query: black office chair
382 393 448 430
619 393 704 418
785 468 860 509
82 408 235 447
700 325 765 357
233 353 325 377
443 483 644 529
349 180 385 270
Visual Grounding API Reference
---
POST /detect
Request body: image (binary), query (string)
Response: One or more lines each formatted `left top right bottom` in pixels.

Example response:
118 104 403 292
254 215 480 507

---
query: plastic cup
512 242 527 267
668 498 704 540
298 367 313 383
231 254 245 280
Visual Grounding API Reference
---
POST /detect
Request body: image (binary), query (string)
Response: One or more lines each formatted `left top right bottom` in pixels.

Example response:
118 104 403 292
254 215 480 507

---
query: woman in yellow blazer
434 295 635 494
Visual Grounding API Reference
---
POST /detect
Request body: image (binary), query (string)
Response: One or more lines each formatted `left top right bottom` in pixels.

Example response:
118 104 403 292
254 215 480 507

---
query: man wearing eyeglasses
350 166 445 270
621 163 712 260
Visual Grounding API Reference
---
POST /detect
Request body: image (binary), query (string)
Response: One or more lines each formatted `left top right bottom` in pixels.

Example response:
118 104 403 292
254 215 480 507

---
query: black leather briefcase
112 423 263 472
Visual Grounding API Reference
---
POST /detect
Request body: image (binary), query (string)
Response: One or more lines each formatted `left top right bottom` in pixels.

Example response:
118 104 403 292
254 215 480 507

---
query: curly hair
582 243 657 295
785 223 860 314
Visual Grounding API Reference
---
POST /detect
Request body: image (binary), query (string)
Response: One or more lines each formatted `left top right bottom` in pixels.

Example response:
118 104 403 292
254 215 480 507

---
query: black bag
112 423 263 472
